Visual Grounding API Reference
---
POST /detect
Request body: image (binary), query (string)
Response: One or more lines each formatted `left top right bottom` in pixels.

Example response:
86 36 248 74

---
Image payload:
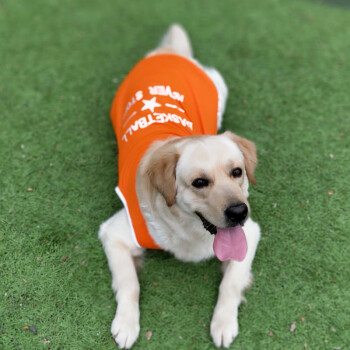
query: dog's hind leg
99 210 144 349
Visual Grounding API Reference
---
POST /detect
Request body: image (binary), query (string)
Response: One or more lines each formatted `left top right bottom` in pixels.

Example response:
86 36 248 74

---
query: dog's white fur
99 24 261 348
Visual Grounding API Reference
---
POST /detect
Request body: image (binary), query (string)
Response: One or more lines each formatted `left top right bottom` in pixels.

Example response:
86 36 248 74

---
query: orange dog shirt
110 54 219 249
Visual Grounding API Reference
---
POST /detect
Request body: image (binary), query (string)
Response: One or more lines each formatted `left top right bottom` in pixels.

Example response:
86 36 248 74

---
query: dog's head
138 131 257 233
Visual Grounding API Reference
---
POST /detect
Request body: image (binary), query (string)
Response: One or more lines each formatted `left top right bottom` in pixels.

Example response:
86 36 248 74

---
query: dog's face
176 134 252 230
140 131 257 232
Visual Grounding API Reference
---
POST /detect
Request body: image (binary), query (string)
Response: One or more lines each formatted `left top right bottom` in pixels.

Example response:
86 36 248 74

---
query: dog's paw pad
111 313 140 349
210 314 238 348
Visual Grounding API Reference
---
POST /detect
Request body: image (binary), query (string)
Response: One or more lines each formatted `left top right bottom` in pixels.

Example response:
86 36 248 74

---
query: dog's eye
231 168 242 178
192 178 209 188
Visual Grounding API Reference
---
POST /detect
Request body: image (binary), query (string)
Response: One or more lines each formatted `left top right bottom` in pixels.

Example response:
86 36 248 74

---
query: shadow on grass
312 0 350 9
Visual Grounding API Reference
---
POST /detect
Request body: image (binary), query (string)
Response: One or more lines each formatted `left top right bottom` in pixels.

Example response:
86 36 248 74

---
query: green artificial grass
1 0 350 349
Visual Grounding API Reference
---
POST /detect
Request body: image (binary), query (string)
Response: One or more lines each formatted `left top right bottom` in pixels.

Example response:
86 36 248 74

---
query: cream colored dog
99 24 261 348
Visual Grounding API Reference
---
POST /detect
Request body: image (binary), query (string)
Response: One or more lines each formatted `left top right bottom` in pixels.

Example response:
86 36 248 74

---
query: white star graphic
141 97 161 113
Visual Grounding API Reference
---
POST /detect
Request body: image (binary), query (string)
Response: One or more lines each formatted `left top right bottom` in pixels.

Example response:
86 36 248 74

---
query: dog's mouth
195 212 246 234
195 212 217 235
195 211 248 262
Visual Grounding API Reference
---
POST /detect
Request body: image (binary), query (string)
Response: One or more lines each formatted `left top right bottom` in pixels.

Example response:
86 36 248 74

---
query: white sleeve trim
115 186 142 248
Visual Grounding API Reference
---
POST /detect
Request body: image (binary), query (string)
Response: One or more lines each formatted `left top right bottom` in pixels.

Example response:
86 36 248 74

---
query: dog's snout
224 202 248 224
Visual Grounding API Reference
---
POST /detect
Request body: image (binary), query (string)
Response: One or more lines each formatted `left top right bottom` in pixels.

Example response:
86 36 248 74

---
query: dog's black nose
225 203 248 224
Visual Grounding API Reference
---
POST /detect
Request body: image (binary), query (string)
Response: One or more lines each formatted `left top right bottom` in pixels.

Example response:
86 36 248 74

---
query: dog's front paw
111 310 140 349
210 310 238 348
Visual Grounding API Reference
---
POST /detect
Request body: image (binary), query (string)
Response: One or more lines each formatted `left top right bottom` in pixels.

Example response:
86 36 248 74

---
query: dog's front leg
108 243 141 349
210 260 251 347
210 220 260 348
99 211 144 349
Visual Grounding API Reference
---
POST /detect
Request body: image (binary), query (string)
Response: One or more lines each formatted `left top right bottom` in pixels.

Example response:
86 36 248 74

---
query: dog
99 24 261 348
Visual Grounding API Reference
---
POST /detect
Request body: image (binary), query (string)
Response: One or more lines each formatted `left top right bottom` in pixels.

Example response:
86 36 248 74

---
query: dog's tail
158 23 193 58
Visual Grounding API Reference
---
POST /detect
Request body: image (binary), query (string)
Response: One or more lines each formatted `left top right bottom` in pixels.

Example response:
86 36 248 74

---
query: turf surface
1 0 350 349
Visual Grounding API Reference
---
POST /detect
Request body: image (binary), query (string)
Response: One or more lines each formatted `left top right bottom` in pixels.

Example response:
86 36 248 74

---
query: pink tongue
213 226 247 262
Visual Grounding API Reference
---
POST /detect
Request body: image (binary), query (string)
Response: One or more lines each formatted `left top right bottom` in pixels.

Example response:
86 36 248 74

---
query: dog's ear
144 141 180 206
224 131 258 185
